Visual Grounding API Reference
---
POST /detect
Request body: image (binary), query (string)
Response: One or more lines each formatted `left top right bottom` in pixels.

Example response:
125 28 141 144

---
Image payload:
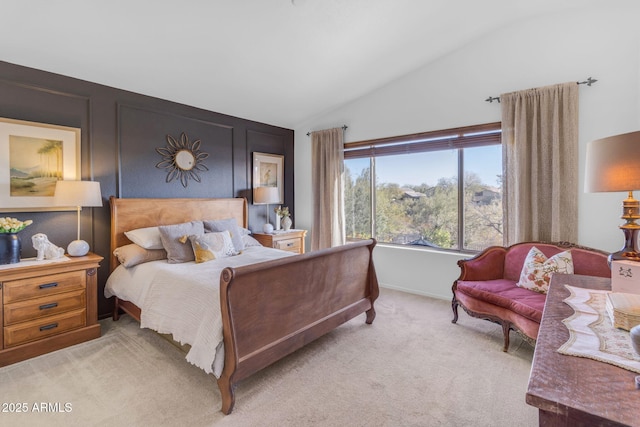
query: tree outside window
343 123 502 252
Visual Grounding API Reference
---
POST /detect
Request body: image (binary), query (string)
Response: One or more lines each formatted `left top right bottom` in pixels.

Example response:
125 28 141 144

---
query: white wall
294 5 640 300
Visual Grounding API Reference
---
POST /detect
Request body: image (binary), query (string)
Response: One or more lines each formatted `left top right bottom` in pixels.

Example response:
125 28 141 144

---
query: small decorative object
156 132 209 188
282 215 292 231
611 260 640 295
274 206 290 231
631 324 640 357
31 233 65 260
0 217 33 265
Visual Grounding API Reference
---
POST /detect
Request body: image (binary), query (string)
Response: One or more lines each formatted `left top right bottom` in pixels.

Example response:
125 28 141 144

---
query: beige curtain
501 82 578 245
311 127 345 250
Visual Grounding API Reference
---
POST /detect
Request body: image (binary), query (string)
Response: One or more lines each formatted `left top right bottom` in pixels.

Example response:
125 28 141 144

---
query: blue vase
0 233 21 265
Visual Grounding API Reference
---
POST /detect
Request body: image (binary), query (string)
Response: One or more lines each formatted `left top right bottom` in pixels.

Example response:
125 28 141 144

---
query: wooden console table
526 273 640 427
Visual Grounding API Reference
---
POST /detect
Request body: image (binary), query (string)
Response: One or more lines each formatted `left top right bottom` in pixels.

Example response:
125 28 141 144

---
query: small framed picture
0 117 80 212
252 152 283 204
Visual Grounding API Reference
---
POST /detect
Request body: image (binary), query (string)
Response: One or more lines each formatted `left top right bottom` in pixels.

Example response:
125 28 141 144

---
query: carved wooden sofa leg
451 297 459 324
501 322 510 352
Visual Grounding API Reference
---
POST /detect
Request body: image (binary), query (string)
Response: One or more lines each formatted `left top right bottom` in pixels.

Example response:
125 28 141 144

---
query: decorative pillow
159 221 205 263
242 234 263 248
189 231 237 263
124 226 163 250
113 244 167 268
517 246 574 294
203 218 245 252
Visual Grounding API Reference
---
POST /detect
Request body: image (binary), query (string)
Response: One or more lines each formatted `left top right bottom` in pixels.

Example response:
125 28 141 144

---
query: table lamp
585 130 640 262
254 186 280 233
54 180 103 256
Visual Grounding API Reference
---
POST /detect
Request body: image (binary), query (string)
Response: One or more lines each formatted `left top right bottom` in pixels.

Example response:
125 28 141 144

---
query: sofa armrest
456 246 507 282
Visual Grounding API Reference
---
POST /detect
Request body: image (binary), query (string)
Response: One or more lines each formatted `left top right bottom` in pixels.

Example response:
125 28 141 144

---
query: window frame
343 122 502 253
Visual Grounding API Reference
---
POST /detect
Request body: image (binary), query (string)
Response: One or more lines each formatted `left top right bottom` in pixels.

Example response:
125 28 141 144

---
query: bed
105 196 379 414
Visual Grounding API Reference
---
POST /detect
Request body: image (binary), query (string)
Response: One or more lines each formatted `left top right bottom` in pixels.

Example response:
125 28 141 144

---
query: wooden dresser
0 253 102 367
253 230 307 254
526 273 639 426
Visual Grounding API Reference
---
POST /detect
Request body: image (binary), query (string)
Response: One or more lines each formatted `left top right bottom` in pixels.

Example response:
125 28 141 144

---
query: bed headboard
109 196 248 271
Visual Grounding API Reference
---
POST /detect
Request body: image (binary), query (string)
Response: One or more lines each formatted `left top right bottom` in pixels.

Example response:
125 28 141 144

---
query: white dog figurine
32 233 65 260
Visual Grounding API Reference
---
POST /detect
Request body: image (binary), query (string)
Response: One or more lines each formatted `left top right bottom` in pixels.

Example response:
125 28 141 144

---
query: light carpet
0 289 537 426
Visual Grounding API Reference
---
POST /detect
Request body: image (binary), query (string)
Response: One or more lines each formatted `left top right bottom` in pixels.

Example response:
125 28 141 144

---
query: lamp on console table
585 130 640 263
54 180 103 256
254 186 280 233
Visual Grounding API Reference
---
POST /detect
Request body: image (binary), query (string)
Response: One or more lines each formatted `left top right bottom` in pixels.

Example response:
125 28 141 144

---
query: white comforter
105 246 293 376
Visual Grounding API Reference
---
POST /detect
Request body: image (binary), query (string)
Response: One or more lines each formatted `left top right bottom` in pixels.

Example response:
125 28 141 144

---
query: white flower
0 217 33 233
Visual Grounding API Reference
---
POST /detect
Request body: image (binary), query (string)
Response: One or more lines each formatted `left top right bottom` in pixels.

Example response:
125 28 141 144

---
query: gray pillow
203 218 245 252
159 221 205 263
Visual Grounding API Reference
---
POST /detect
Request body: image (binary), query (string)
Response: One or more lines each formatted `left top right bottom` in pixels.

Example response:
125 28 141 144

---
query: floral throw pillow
189 231 238 264
516 246 574 294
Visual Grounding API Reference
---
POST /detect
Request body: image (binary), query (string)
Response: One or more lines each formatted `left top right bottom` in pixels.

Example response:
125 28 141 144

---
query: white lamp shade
254 186 280 204
54 180 103 207
585 130 640 193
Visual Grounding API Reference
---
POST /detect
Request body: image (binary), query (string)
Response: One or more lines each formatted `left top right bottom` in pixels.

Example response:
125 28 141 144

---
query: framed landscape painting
0 117 80 212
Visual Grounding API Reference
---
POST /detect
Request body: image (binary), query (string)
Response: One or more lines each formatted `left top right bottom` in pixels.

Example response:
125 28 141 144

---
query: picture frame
252 152 284 204
0 117 81 212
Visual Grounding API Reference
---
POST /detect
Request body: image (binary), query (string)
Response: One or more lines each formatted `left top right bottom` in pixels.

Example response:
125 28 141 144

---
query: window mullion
458 149 464 250
370 156 376 239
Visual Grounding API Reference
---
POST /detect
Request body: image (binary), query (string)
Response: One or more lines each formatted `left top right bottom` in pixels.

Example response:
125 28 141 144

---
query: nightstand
253 230 307 254
0 253 102 367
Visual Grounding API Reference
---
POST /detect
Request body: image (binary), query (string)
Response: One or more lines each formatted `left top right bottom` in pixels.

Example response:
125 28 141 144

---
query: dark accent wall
0 61 294 318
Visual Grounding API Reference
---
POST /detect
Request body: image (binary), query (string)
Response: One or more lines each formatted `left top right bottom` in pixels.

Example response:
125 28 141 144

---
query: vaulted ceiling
0 0 621 129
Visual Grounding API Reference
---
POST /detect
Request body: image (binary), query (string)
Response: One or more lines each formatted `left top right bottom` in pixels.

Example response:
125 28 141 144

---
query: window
343 123 502 252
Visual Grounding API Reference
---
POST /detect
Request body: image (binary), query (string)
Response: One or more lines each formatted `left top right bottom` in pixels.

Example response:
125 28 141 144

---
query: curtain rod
485 77 597 103
306 125 348 136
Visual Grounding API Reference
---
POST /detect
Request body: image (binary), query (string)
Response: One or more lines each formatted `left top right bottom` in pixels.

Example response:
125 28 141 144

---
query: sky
345 145 502 188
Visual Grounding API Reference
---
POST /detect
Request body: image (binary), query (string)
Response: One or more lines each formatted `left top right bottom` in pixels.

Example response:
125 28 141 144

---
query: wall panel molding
0 61 293 318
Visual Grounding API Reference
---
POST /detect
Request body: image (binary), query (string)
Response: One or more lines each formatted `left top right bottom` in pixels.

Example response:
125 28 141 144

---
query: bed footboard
217 239 378 414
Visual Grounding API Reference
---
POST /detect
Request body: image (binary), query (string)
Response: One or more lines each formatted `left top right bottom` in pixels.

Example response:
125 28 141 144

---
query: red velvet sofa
451 242 610 351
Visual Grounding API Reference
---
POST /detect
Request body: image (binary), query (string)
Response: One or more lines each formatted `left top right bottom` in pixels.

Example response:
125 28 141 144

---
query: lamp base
67 240 90 257
609 224 640 266
263 223 274 234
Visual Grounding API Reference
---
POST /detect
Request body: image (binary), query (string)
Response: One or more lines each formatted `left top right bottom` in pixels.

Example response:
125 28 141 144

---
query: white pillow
203 218 245 252
242 234 263 248
124 226 163 250
516 246 574 294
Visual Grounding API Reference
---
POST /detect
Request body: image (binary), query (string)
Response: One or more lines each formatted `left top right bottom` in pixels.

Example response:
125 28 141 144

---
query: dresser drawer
2 270 85 304
4 289 86 326
4 308 86 348
274 238 301 253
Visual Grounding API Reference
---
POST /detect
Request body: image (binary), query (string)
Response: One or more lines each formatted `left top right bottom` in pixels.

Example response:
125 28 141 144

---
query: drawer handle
286 243 293 247
39 302 58 310
39 323 59 332
39 282 59 289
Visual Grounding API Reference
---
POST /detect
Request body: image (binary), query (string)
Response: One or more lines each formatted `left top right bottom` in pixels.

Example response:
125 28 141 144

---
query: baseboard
379 283 450 301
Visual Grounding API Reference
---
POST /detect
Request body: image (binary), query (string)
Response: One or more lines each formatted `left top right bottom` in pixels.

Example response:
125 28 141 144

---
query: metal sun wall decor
156 132 209 188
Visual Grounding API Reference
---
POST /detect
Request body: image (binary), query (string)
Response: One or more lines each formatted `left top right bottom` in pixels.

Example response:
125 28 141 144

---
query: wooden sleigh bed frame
108 196 379 414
